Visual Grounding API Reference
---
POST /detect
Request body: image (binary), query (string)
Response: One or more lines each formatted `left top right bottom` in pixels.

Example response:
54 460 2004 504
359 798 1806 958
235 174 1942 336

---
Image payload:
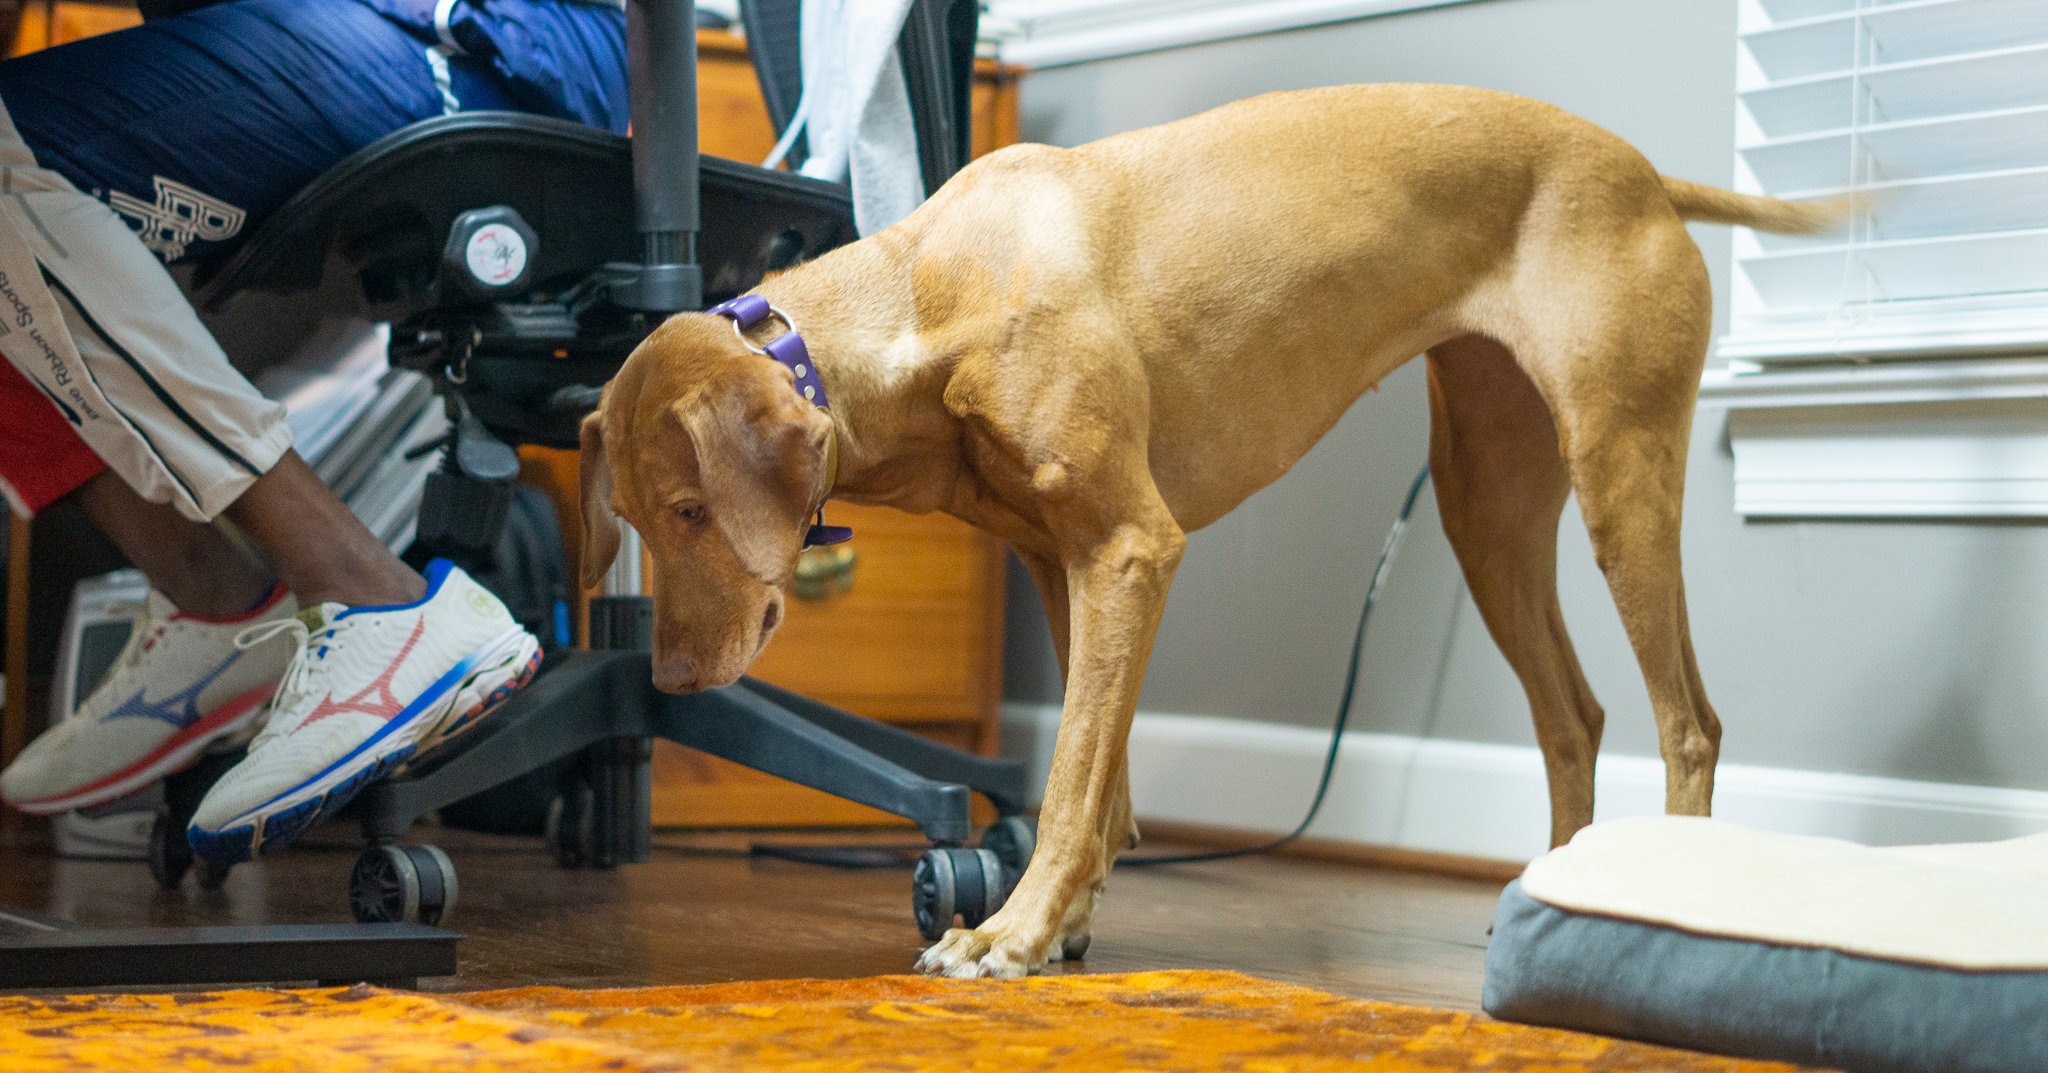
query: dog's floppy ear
578 405 622 589
682 387 832 585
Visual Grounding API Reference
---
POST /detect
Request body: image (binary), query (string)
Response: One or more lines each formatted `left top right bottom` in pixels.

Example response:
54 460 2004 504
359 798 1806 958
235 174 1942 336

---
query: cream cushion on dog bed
1483 816 2048 1073
1526 818 2048 968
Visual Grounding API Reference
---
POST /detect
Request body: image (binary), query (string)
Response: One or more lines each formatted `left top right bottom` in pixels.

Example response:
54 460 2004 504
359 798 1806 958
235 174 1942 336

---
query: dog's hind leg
1426 334 1607 847
1509 231 1724 826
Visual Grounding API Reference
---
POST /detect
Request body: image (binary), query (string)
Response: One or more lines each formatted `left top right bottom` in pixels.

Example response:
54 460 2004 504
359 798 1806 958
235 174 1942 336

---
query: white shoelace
234 614 349 746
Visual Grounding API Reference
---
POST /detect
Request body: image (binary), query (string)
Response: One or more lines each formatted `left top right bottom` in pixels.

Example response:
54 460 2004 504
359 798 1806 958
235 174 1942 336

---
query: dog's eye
678 505 705 522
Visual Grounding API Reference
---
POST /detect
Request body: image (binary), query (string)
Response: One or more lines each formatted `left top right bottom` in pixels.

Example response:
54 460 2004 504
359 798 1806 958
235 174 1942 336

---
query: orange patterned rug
1 970 1829 1072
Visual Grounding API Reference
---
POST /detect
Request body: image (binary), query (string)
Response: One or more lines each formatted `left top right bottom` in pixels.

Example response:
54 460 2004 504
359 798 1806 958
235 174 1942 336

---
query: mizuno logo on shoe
296 618 426 731
104 652 242 729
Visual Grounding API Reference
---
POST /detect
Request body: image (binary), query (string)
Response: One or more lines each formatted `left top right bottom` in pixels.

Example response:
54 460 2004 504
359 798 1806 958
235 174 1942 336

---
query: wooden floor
0 822 1506 1010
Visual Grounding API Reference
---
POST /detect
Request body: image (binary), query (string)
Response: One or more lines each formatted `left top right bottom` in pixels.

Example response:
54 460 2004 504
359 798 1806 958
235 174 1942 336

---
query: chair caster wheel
979 815 1036 878
545 781 597 869
148 807 191 889
350 844 459 925
912 847 1006 942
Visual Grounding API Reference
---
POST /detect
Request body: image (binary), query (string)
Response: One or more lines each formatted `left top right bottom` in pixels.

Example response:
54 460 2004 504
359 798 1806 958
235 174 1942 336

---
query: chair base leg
362 649 1026 847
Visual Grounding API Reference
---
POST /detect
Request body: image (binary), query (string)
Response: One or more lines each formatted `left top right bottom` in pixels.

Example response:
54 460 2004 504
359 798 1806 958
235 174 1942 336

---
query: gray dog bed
1482 817 2048 1073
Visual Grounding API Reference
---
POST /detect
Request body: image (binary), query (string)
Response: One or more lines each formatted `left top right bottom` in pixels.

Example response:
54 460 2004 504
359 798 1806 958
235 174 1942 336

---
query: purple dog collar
708 295 852 548
709 294 829 408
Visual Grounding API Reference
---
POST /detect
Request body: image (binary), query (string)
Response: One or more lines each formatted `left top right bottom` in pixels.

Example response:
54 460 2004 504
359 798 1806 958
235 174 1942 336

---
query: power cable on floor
720 462 1433 873
1118 463 1432 867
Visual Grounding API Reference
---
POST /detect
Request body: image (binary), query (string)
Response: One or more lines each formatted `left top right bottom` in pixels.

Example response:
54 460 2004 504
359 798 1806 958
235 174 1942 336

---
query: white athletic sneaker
186 560 541 865
0 585 297 815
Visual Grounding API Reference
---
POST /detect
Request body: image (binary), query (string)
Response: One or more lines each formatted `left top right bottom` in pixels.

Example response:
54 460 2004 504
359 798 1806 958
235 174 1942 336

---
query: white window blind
1720 0 2048 365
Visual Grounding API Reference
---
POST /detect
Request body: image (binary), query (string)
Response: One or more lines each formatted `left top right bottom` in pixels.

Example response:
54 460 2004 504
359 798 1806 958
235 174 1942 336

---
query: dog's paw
914 927 1041 978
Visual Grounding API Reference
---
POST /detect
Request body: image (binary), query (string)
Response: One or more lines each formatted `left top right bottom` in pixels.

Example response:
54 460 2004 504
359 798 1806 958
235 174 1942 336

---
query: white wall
999 0 2048 808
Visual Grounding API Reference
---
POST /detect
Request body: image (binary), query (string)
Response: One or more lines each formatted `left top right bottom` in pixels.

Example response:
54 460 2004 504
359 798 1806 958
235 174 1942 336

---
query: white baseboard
1002 704 2048 863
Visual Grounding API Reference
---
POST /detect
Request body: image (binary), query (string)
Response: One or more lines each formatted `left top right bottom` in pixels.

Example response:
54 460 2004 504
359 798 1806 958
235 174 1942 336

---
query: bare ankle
290 561 428 610
223 450 428 611
163 577 282 620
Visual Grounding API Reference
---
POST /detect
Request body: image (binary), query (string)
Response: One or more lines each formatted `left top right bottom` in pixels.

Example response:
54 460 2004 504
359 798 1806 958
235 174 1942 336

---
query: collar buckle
708 295 829 409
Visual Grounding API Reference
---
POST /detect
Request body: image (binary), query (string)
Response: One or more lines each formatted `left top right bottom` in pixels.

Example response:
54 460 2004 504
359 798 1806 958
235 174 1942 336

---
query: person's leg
69 469 275 620
0 368 303 816
0 5 540 840
71 449 425 616
222 451 424 609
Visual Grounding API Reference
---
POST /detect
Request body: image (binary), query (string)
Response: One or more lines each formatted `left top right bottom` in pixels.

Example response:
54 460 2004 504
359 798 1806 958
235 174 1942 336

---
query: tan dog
578 84 1840 978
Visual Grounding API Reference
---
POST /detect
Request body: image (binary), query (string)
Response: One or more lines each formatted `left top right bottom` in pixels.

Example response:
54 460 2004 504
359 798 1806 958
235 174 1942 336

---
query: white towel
787 0 925 236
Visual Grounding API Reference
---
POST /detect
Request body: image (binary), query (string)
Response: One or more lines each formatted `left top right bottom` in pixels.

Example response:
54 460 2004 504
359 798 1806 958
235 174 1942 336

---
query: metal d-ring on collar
707 294 852 548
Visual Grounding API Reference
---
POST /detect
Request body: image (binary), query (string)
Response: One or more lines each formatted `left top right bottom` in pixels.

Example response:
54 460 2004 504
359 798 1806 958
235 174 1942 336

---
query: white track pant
0 98 289 522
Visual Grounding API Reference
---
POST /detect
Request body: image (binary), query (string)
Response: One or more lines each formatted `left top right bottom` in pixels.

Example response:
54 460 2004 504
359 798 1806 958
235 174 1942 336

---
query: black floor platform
0 904 457 991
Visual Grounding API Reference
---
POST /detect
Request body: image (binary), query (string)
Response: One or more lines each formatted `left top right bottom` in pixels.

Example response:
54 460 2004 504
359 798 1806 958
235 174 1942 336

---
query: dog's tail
1660 175 1854 235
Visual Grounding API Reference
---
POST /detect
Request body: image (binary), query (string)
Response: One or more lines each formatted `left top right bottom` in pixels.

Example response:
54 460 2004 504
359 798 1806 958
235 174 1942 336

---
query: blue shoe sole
188 746 422 867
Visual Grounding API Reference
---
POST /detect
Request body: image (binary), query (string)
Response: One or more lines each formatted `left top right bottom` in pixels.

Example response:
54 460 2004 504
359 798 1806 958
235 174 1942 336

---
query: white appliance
48 569 156 860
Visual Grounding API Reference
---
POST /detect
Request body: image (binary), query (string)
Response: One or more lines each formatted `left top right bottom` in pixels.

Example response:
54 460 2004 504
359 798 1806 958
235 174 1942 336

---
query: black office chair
159 0 1033 945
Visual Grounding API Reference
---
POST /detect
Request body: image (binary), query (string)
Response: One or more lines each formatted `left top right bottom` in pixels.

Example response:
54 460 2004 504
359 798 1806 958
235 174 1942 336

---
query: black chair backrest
739 0 807 166
739 0 980 196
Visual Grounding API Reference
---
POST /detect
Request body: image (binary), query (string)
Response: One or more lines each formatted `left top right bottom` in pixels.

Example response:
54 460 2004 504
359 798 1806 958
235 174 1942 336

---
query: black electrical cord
746 843 931 868
1117 462 1432 868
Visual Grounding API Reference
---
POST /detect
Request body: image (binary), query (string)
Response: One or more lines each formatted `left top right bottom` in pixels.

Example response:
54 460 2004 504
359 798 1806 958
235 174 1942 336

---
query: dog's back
883 84 1696 528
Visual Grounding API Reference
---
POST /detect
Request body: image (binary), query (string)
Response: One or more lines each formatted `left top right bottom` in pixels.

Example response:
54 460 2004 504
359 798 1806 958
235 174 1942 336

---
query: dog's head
578 313 835 693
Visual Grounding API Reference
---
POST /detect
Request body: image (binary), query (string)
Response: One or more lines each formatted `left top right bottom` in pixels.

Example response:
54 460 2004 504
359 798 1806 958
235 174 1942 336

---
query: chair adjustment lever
414 393 519 556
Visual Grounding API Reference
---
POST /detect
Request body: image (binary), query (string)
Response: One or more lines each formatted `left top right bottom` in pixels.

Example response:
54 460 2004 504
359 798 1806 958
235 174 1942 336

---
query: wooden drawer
510 30 1024 829
9 2 142 58
749 505 1004 723
519 492 1010 828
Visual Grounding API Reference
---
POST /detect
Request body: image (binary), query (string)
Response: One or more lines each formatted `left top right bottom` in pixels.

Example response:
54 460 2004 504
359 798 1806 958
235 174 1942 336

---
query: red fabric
0 357 107 514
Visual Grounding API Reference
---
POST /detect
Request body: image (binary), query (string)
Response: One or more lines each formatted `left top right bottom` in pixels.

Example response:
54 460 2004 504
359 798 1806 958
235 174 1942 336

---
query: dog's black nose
761 601 781 635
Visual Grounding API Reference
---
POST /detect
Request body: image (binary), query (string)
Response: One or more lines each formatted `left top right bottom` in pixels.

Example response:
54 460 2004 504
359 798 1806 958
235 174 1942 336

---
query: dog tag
804 522 853 547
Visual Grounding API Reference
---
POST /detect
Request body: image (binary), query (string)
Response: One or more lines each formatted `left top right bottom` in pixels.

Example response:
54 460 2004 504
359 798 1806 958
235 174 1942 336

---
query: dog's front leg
1045 754 1137 962
917 510 1184 977
1013 549 1139 964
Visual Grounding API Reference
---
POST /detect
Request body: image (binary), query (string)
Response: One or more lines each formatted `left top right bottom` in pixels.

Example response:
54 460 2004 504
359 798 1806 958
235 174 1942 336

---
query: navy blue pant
0 0 626 267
